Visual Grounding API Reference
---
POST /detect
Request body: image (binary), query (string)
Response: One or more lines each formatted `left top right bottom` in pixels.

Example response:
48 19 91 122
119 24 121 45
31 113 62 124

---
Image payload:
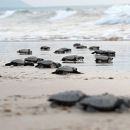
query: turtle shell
52 66 81 74
62 55 84 62
36 60 61 68
73 43 81 47
92 50 116 57
40 46 50 51
17 49 32 55
48 90 86 106
89 46 100 51
5 59 24 66
25 56 43 63
54 48 71 54
80 94 119 111
76 45 87 49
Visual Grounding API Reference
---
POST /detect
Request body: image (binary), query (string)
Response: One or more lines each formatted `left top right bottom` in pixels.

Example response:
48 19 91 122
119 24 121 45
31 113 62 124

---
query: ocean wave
0 6 130 41
49 9 77 21
0 9 77 21
0 10 16 19
96 5 130 24
0 7 101 21
0 9 35 20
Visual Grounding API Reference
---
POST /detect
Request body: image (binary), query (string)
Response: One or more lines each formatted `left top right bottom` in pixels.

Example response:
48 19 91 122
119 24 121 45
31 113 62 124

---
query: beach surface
0 41 130 130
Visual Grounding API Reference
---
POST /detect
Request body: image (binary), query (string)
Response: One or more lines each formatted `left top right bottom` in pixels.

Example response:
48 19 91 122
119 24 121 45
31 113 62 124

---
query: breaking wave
0 10 16 19
0 5 130 41
97 5 130 24
49 9 77 21
0 8 77 21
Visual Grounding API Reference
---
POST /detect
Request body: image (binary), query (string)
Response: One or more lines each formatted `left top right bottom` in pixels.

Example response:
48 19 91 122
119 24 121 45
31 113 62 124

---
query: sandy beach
0 79 130 130
0 41 130 130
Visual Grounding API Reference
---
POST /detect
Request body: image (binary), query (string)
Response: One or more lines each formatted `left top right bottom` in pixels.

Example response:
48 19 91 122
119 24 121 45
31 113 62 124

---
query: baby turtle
5 59 24 66
62 55 84 63
5 59 34 66
89 46 100 51
25 56 43 63
54 48 71 54
76 45 87 49
17 49 32 55
92 50 116 57
80 94 130 112
40 46 50 51
95 54 113 63
35 60 61 68
52 66 82 75
73 43 81 47
48 90 86 106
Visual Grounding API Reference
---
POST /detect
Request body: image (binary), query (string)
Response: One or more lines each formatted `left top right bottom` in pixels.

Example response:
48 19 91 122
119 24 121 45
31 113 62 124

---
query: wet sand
0 41 130 130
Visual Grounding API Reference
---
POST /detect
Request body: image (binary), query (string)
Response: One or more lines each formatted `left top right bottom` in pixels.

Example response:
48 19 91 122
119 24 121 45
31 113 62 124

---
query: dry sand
0 77 130 130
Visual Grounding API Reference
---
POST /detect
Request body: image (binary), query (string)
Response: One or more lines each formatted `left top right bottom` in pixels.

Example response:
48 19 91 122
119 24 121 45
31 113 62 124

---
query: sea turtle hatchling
24 56 43 63
62 55 84 63
80 93 130 112
5 59 34 66
48 90 86 106
35 60 61 68
52 66 82 75
17 49 32 55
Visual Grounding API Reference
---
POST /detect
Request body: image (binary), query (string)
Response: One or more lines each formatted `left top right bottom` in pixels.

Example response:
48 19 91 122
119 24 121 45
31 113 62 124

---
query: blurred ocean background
0 5 130 41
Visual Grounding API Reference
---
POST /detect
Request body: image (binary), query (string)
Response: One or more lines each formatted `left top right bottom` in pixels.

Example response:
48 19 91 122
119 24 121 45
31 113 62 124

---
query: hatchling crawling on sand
80 93 130 112
54 48 71 54
75 45 87 49
40 46 50 51
62 55 84 63
24 56 43 63
92 50 116 57
89 46 100 51
48 91 130 112
17 49 32 55
35 60 61 68
73 43 81 47
48 90 86 106
95 54 113 63
52 66 82 75
5 59 34 66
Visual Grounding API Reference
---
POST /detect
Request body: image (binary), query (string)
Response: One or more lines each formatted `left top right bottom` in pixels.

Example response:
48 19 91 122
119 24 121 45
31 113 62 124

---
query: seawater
0 5 130 41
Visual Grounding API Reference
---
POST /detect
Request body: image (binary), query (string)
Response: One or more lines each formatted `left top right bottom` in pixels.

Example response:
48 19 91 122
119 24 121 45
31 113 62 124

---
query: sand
0 41 130 130
0 78 130 130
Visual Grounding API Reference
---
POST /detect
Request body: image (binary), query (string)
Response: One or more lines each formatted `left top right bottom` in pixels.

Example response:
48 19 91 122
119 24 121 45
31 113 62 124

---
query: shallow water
0 41 130 74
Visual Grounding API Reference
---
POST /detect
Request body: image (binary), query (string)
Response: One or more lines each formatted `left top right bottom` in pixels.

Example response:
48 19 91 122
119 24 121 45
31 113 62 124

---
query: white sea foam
49 9 76 21
96 5 130 24
0 10 16 19
0 6 130 41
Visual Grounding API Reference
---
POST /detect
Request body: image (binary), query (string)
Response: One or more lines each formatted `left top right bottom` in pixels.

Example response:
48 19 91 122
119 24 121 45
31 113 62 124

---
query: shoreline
1 39 130 42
